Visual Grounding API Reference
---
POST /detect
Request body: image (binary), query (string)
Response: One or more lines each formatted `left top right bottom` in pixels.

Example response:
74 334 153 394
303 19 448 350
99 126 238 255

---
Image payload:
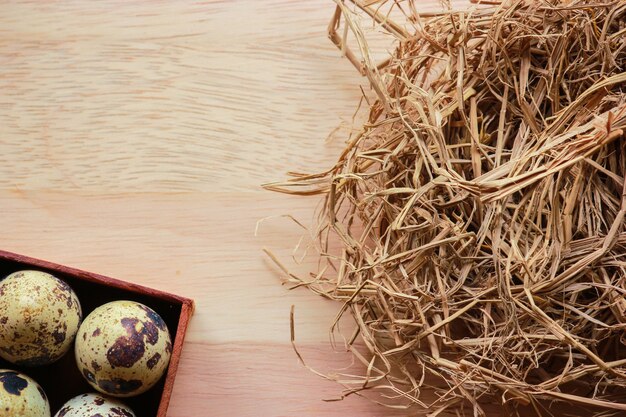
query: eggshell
0 270 82 366
75 300 172 397
0 369 50 417
53 393 135 417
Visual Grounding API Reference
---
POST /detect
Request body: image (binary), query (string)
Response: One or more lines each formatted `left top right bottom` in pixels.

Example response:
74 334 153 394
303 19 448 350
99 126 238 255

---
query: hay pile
267 0 626 415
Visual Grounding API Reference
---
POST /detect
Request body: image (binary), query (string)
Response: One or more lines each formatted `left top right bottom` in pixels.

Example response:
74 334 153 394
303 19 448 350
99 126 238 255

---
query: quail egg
54 393 135 417
75 300 172 397
0 369 50 417
0 270 82 366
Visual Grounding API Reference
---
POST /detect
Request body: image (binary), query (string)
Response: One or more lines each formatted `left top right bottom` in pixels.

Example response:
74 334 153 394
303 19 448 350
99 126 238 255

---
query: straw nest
266 0 626 415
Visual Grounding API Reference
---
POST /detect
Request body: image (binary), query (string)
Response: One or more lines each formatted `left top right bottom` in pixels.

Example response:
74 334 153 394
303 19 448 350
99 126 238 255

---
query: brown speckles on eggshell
54 280 76 310
37 385 47 401
0 369 50 417
111 407 134 417
0 370 28 396
75 301 171 397
106 318 146 368
53 393 135 417
97 378 142 396
138 304 167 332
82 368 96 384
15 354 52 367
57 406 70 417
52 328 66 345
0 270 82 366
142 321 158 345
146 353 161 370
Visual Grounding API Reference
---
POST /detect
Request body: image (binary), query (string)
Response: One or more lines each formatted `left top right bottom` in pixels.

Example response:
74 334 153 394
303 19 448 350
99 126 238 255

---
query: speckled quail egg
54 393 136 417
0 270 82 366
0 369 50 417
75 300 172 397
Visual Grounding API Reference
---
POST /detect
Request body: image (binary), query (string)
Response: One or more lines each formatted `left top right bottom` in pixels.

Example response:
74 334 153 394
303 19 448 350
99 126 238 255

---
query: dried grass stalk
266 0 626 415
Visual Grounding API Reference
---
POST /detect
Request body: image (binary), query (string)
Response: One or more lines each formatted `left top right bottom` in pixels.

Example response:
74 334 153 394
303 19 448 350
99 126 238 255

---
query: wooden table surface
0 2 465 416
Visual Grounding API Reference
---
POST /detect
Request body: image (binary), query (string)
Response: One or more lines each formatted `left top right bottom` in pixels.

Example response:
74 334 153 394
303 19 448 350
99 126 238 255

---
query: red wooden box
0 250 194 417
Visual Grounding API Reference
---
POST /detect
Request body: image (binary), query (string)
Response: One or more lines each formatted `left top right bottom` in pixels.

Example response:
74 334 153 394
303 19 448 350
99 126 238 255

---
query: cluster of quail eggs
0 270 172 417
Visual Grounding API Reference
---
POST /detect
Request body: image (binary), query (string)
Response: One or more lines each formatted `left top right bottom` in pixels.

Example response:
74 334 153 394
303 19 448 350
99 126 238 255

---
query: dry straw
265 0 626 415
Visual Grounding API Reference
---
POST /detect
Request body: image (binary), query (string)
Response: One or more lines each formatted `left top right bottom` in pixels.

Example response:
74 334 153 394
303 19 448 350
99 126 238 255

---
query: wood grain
0 0 359 193
0 1 473 416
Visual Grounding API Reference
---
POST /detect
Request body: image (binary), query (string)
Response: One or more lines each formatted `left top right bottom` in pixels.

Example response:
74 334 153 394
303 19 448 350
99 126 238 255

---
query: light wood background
0 1 470 416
